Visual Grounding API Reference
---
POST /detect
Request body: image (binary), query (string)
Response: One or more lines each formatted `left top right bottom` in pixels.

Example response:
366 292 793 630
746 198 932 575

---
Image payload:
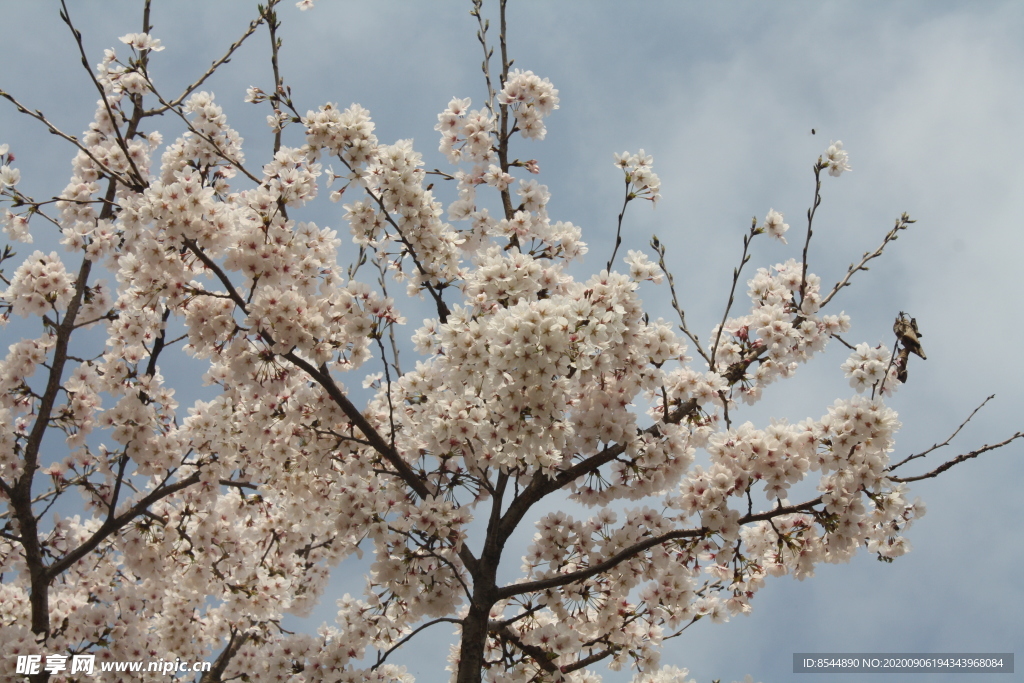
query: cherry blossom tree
0 1 1019 682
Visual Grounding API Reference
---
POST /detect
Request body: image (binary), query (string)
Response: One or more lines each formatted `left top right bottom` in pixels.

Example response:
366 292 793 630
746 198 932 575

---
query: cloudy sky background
2 1 1022 681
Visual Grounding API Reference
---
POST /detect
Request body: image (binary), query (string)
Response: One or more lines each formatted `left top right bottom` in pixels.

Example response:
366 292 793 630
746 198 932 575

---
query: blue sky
2 2 1021 681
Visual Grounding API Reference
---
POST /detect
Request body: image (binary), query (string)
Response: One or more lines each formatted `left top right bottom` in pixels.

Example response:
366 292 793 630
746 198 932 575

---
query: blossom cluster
692 258 850 407
4 251 76 317
0 144 19 190
614 150 662 205
841 342 899 395
761 208 789 243
825 140 851 177
119 32 165 53
497 69 560 140
436 97 497 164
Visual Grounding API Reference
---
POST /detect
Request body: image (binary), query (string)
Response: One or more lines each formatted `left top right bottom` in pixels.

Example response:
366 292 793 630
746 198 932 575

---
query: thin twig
820 213 915 308
886 395 996 472
60 0 147 189
710 218 759 368
385 523 473 598
797 160 826 308
470 0 496 116
148 5 275 115
141 78 261 184
376 253 402 376
371 617 462 671
605 180 631 272
889 432 1023 483
495 0 517 243
873 340 901 400
0 90 136 187
266 3 285 155
651 235 711 364
373 334 399 452
831 333 857 351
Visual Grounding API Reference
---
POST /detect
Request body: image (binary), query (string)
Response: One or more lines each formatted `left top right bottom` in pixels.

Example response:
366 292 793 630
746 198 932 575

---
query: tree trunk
456 602 492 683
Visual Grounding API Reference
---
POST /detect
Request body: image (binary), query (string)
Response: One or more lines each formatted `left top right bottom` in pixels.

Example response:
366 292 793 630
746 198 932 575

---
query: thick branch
46 471 204 579
496 497 820 600
13 252 93 639
199 629 251 683
282 352 430 499
496 400 698 548
182 243 454 528
494 624 559 673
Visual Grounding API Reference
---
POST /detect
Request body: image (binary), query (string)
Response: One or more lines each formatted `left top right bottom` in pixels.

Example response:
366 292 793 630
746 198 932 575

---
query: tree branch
889 432 1023 484
359 183 452 322
651 235 711 365
797 161 825 308
710 219 759 368
496 496 820 600
605 183 631 272
149 5 274 115
496 399 698 544
371 617 462 671
887 395 994 473
60 0 147 189
199 629 251 683
46 471 203 579
820 213 914 308
0 89 137 187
